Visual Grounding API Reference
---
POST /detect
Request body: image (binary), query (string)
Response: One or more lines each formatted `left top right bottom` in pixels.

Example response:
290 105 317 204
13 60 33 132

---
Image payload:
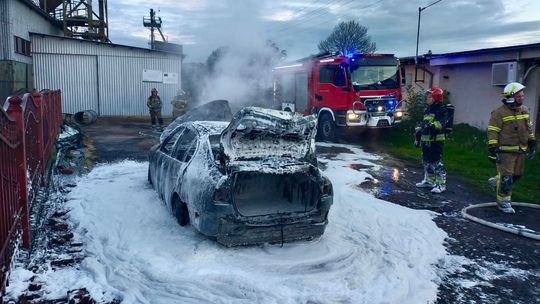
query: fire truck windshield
350 66 399 90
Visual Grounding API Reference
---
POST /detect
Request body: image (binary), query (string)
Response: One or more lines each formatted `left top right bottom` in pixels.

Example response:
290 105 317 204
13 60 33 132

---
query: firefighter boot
488 176 497 192
416 164 435 188
497 197 515 214
431 184 446 194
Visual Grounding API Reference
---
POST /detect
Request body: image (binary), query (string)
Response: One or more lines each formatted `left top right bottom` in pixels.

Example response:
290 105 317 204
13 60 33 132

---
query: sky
107 0 540 63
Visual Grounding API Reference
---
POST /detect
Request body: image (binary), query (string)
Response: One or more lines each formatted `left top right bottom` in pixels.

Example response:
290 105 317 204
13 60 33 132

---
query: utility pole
415 0 443 82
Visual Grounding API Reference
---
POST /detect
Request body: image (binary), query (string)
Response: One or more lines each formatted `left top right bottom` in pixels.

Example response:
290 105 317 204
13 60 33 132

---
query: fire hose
461 202 540 241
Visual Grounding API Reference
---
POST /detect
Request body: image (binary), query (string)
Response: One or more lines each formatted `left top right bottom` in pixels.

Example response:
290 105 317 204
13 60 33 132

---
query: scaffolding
39 0 110 42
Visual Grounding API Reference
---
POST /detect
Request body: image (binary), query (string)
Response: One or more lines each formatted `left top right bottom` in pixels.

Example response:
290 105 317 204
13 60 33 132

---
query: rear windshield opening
233 171 319 216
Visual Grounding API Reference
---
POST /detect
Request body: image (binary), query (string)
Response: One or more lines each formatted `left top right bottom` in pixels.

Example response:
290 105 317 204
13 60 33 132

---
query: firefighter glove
414 140 420 148
488 146 499 163
528 139 536 159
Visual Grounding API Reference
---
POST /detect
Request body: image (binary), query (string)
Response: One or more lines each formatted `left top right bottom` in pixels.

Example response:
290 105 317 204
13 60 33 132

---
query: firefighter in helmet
171 89 188 119
415 87 448 193
487 82 536 214
146 88 164 130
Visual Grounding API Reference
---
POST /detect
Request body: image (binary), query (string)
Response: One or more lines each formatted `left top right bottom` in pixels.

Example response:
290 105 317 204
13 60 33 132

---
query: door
33 54 99 114
316 64 350 110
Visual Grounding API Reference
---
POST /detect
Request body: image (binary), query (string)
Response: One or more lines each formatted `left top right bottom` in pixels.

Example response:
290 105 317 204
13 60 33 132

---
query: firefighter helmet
501 82 525 103
427 87 443 103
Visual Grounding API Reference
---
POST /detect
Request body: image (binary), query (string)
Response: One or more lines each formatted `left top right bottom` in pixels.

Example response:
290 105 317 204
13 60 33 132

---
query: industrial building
1 0 183 116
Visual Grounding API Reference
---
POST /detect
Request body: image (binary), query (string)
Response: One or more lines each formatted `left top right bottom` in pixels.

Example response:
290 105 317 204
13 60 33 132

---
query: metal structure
1 90 62 295
38 0 110 42
143 8 167 50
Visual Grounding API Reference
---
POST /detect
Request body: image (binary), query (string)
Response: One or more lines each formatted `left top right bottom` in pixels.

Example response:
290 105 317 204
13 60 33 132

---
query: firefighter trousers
149 109 163 127
495 152 525 202
421 141 446 185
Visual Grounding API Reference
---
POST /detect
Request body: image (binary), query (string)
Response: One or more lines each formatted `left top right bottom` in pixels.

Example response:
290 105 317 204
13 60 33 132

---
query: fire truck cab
272 52 404 141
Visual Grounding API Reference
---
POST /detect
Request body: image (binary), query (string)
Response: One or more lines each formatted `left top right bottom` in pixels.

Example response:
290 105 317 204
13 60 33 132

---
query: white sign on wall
142 69 163 82
163 72 178 84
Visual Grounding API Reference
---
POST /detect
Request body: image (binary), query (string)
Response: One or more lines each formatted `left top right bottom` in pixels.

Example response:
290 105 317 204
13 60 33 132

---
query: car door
156 127 185 198
169 128 198 204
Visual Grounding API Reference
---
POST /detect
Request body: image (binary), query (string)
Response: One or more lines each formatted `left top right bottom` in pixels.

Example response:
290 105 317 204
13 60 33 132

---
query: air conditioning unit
492 62 517 86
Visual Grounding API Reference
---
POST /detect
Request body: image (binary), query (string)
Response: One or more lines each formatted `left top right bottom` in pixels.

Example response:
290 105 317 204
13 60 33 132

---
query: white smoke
195 1 285 112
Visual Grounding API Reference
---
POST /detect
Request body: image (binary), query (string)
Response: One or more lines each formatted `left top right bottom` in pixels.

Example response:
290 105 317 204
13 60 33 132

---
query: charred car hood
221 107 317 162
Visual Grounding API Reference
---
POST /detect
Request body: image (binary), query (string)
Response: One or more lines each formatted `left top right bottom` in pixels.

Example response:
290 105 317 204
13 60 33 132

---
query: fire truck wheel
318 114 335 142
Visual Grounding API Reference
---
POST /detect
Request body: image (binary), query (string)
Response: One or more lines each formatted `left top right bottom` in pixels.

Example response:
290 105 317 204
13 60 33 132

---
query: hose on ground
461 202 540 241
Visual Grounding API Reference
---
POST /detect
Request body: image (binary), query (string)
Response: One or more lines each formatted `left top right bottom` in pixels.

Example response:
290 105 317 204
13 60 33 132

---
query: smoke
191 1 286 112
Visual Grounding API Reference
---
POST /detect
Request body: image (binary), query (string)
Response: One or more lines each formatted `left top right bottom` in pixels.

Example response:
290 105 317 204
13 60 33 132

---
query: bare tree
318 21 376 54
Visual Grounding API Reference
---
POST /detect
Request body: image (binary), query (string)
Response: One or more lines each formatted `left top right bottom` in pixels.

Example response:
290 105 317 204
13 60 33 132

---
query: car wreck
148 104 333 246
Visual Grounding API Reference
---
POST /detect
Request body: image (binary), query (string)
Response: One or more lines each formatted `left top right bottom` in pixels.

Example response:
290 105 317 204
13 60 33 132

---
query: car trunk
232 170 320 217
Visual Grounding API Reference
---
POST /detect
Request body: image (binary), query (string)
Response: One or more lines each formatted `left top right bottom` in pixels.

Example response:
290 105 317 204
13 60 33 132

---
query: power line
271 0 347 33
272 0 385 36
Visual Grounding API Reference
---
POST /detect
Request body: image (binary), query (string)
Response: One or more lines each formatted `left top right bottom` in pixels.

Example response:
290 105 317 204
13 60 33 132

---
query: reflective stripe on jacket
487 104 535 152
147 96 162 109
420 103 448 142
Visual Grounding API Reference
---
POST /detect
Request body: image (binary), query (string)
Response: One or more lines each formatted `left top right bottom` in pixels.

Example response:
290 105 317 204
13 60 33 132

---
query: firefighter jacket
420 102 448 142
487 104 535 152
147 95 162 110
171 95 188 110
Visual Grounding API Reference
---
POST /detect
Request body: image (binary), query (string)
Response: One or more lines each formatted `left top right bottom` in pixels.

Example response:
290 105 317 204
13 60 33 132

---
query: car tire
172 197 190 226
318 114 335 142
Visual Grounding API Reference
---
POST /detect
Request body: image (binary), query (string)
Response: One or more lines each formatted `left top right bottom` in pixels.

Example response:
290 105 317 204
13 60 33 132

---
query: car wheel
172 197 190 226
318 114 335 142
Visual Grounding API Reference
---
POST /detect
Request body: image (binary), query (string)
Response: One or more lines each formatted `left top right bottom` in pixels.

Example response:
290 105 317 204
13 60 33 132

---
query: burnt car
148 106 333 246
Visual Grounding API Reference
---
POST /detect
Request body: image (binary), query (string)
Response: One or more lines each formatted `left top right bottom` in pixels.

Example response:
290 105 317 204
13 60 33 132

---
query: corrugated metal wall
31 34 182 116
34 54 98 113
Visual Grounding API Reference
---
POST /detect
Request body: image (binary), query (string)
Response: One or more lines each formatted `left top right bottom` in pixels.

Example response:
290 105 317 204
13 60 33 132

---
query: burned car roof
161 99 233 142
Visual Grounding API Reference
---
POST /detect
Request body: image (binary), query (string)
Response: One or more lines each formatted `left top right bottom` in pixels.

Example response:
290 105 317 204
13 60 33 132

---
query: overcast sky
107 0 540 63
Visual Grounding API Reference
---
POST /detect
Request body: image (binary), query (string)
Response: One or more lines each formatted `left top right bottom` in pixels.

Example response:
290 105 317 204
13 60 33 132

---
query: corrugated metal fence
0 90 62 297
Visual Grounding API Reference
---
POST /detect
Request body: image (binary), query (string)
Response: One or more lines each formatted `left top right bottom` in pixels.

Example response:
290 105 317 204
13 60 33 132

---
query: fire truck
272 52 405 141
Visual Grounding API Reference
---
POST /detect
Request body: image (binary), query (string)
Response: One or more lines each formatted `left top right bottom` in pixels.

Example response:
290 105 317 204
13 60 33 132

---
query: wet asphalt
81 118 540 304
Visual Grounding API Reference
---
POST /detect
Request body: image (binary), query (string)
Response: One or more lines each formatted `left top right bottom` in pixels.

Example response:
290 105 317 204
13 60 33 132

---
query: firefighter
146 88 164 130
415 87 448 193
487 82 536 214
171 89 188 119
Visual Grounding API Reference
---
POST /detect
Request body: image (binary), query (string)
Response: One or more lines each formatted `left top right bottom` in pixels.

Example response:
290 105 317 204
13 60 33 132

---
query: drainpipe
0 0 11 60
522 64 538 83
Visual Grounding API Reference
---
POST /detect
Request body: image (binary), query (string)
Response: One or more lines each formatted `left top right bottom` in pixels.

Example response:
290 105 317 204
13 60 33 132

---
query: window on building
14 36 31 57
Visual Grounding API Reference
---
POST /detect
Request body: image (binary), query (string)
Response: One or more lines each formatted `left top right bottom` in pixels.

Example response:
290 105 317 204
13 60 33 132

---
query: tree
318 21 376 55
206 46 230 75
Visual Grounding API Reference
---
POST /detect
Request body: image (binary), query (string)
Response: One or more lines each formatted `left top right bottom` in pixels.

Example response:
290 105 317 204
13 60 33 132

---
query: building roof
400 42 540 66
29 32 184 57
429 42 540 59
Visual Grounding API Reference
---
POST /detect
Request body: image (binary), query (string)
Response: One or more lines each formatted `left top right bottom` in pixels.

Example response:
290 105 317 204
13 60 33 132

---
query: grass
377 121 540 203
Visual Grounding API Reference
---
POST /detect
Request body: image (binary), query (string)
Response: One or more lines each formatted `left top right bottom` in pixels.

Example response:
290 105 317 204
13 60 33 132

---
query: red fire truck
272 52 405 141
